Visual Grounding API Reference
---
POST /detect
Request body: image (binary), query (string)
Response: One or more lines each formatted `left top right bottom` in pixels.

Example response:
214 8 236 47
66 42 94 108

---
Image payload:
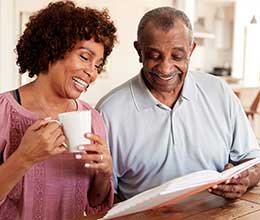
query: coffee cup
48 110 91 152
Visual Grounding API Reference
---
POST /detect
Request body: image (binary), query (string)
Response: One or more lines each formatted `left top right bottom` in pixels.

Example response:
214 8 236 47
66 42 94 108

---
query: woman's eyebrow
78 47 96 56
78 47 104 63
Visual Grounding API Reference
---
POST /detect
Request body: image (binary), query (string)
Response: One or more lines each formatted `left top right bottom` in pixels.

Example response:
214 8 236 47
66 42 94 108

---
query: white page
221 158 260 179
102 158 260 220
102 170 221 219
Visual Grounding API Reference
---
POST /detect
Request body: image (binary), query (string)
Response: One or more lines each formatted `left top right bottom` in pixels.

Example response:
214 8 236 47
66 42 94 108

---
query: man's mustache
148 69 182 81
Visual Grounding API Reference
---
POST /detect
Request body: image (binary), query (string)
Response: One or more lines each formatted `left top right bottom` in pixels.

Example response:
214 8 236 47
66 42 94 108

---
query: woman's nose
84 62 97 77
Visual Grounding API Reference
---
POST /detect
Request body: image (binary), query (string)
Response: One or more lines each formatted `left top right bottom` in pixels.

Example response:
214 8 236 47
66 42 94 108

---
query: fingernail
226 179 230 184
212 185 218 189
85 163 90 168
75 154 82 159
208 189 212 192
78 146 85 150
86 133 91 137
233 175 239 179
44 117 51 121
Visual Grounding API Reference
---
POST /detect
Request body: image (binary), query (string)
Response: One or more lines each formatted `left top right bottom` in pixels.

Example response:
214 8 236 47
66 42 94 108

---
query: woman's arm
88 171 112 207
0 151 32 199
0 119 66 199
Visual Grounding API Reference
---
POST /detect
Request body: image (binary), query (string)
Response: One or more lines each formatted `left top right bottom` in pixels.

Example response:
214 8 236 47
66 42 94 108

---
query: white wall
189 0 234 73
0 0 18 92
0 0 174 105
232 0 260 80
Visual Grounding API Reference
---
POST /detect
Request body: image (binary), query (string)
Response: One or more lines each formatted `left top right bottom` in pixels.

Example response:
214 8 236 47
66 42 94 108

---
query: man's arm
209 160 260 199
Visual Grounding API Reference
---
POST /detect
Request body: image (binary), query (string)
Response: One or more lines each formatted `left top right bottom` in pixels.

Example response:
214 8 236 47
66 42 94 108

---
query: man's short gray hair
137 7 193 45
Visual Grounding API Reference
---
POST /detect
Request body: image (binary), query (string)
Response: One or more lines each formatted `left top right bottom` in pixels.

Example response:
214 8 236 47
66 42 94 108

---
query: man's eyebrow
146 47 161 52
172 46 186 53
146 46 186 53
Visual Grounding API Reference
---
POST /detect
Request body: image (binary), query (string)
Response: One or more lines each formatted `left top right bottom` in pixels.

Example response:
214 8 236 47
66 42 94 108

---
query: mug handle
46 119 69 149
47 119 61 125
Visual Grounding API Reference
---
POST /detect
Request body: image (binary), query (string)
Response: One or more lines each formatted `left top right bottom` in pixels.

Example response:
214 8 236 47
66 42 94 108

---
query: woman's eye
95 64 103 72
80 55 88 61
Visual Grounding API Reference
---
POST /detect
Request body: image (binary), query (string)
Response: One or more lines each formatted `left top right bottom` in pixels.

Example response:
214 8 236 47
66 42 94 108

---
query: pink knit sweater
0 92 113 220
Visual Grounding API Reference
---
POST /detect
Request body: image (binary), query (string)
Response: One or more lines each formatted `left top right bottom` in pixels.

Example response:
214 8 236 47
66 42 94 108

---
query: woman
0 1 117 219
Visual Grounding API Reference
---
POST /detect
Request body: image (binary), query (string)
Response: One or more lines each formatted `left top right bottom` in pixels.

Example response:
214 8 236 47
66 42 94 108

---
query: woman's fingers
78 153 105 163
28 119 49 131
85 133 106 146
42 121 62 134
79 143 106 154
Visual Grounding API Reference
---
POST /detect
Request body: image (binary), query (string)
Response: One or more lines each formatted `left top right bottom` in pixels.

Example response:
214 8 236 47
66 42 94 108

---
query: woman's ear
134 41 143 63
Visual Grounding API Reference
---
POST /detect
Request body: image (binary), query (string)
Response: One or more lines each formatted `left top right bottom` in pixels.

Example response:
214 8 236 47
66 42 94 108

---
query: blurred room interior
1 0 260 138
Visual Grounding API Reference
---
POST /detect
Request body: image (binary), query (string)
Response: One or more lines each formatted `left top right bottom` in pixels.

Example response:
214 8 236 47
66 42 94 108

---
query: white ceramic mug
48 110 91 152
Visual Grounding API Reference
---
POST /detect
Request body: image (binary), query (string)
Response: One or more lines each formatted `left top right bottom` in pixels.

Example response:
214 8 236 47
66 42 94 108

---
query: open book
101 158 260 220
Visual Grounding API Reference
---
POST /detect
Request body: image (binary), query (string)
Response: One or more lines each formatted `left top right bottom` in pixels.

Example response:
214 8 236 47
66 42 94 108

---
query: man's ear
134 41 143 63
189 41 196 56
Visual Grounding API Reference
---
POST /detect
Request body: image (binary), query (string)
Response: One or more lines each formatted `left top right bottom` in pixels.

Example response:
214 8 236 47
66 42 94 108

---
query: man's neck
150 87 182 108
141 72 184 108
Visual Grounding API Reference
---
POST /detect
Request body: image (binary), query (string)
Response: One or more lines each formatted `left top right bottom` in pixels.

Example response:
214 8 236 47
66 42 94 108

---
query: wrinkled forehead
141 20 191 48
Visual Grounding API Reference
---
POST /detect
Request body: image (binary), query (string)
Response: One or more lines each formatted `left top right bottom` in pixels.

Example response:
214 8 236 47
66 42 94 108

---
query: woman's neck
19 78 76 118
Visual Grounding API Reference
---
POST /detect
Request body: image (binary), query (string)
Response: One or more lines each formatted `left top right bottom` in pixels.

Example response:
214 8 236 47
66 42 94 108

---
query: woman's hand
16 119 67 166
75 133 112 177
75 133 113 207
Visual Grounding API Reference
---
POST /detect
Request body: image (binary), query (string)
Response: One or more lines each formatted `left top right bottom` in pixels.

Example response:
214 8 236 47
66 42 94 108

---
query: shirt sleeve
229 88 260 162
85 178 114 215
0 94 10 206
0 137 7 205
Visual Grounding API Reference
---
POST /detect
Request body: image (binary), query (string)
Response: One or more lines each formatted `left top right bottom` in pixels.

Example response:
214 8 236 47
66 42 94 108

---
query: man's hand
208 162 260 199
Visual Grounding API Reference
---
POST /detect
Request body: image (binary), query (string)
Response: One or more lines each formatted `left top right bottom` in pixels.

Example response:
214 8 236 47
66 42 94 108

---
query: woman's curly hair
16 1 117 77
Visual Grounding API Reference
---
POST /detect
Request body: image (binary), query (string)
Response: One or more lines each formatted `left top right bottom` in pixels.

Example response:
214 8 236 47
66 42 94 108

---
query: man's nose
158 59 173 75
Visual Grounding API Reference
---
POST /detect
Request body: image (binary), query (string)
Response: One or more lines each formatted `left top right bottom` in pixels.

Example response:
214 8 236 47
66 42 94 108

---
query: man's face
135 20 195 94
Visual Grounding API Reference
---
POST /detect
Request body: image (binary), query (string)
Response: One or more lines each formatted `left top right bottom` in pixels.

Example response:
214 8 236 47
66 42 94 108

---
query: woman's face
47 39 104 99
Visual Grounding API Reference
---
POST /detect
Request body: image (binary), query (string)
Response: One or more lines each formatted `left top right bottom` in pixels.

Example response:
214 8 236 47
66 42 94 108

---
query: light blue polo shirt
96 71 260 200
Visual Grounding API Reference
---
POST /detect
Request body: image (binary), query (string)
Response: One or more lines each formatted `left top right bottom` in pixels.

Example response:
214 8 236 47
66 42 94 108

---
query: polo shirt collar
181 71 198 101
131 70 198 111
131 72 158 111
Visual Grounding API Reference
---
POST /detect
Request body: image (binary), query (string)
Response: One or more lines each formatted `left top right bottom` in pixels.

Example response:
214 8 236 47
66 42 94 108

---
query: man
96 7 260 201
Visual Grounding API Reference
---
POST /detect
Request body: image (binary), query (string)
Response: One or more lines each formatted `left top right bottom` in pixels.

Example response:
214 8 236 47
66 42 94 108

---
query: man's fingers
239 169 250 178
214 183 240 193
224 163 234 170
210 189 241 199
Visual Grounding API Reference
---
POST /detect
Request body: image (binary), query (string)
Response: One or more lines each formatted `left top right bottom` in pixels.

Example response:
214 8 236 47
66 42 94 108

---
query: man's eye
80 55 88 61
148 53 160 60
172 55 185 61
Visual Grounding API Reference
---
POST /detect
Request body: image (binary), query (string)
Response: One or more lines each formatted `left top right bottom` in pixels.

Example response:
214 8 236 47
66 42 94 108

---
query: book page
102 158 260 220
221 157 260 179
102 170 221 219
